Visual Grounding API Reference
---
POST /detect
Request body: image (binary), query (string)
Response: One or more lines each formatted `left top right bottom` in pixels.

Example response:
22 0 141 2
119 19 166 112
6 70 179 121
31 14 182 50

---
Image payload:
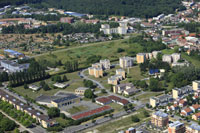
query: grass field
127 65 145 80
35 39 143 69
181 53 200 67
135 91 163 103
67 105 89 114
95 108 151 133
12 71 84 100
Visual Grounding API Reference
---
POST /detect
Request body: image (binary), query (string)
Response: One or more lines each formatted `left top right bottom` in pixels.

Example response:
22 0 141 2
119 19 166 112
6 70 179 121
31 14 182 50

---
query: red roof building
96 97 112 105
71 106 112 120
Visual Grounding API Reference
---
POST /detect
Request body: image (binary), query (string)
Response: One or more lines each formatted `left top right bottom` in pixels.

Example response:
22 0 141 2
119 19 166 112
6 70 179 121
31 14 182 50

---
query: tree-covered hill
0 0 185 18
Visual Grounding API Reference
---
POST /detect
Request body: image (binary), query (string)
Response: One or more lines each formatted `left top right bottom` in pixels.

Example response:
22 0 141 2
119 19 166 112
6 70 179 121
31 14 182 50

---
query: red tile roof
192 104 200 110
71 106 112 120
108 95 129 105
96 97 112 104
184 107 193 113
194 112 200 118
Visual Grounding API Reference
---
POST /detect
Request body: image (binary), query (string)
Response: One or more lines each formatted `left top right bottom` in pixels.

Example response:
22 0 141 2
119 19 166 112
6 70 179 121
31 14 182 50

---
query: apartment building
0 89 52 128
116 69 126 79
186 124 200 133
150 94 172 108
193 80 200 91
108 75 122 85
100 22 128 35
100 59 111 70
60 17 74 23
168 121 185 133
113 83 134 94
136 53 146 64
172 85 192 99
151 111 168 127
171 53 181 63
119 56 134 68
162 54 172 64
88 67 103 78
1 60 29 73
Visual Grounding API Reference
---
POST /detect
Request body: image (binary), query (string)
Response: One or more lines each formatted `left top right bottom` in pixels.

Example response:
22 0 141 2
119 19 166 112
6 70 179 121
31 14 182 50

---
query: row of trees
0 112 17 132
9 60 50 87
64 61 79 73
2 22 101 34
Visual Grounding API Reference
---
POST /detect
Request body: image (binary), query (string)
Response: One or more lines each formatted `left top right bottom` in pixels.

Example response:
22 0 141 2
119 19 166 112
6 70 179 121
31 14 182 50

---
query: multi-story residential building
0 90 53 128
151 111 168 127
171 53 181 63
186 124 200 133
149 94 172 108
1 60 29 73
88 67 103 78
152 51 161 59
75 87 88 95
136 53 146 64
113 83 134 94
100 59 111 70
100 22 128 35
193 80 200 91
162 54 172 64
168 121 185 133
172 85 192 99
116 69 126 79
108 75 122 85
119 56 134 68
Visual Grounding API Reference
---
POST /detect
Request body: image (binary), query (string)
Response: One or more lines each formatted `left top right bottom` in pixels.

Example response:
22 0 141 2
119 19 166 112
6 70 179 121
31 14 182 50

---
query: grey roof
36 95 60 103
154 111 168 118
76 87 88 91
52 94 78 103
169 121 184 128
189 124 200 131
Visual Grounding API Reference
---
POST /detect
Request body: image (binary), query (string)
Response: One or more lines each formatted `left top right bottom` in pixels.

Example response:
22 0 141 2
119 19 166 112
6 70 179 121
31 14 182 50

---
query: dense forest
0 0 42 7
1 0 185 18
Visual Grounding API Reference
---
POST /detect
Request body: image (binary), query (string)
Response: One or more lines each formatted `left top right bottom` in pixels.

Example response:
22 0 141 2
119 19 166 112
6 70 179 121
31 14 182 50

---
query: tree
24 83 28 89
84 89 94 99
117 48 124 53
62 75 68 82
143 110 150 117
47 107 60 118
0 118 16 131
83 80 95 88
132 116 140 122
43 84 50 91
101 89 107 93
148 78 162 92
40 81 45 87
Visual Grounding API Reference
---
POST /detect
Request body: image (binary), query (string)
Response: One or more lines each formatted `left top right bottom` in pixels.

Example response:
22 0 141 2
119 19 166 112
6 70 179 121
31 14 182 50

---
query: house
190 104 200 112
181 107 193 116
96 97 112 105
75 87 88 95
29 85 41 91
149 69 159 75
167 104 179 112
108 95 129 106
71 106 112 120
113 83 134 94
60 17 74 23
123 88 139 96
53 83 68 89
192 112 200 120
178 99 187 107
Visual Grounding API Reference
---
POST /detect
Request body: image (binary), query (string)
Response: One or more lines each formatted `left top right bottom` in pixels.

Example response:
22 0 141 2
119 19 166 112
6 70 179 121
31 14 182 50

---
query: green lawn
12 71 84 100
67 105 89 114
109 103 123 113
54 117 71 126
35 39 142 69
127 65 145 80
96 108 151 133
135 91 163 103
162 49 174 54
181 53 200 67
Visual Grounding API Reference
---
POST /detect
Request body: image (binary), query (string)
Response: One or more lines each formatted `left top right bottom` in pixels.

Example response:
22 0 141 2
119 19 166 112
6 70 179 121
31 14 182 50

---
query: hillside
1 0 185 18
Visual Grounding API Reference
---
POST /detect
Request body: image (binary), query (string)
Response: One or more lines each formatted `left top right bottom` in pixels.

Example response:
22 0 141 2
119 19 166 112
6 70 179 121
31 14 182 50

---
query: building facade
151 111 168 127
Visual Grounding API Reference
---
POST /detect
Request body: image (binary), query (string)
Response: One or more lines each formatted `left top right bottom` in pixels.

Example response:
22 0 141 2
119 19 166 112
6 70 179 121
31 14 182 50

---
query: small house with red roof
181 107 193 116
